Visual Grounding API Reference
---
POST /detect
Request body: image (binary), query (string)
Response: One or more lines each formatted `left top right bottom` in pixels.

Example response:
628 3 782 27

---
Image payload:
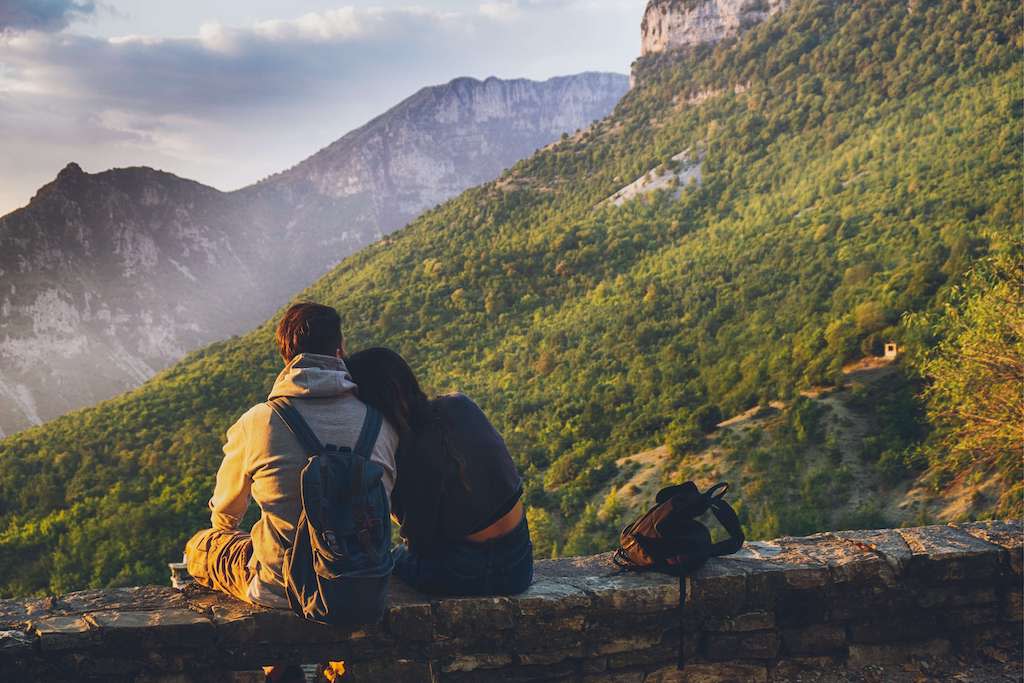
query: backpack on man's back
268 397 393 627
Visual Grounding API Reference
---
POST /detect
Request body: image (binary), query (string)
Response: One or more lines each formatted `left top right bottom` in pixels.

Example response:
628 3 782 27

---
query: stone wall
0 521 1020 682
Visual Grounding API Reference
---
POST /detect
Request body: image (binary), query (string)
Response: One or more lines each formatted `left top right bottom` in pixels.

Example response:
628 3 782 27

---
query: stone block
85 609 215 648
897 525 1004 582
724 543 831 622
827 582 911 621
0 629 34 655
915 584 997 609
566 572 680 614
847 614 940 643
207 602 260 644
647 662 768 682
533 552 617 578
769 655 843 680
950 623 1020 653
583 672 644 683
346 658 435 682
642 666 686 683
442 653 514 672
704 629 780 660
780 624 845 655
596 633 664 655
516 646 585 665
59 586 188 614
773 589 827 627
941 604 1000 629
1003 590 1022 622
780 533 894 586
741 539 831 590
445 658 577 682
513 614 586 651
387 601 434 642
209 604 367 649
833 529 913 578
424 635 510 660
607 642 677 670
688 561 747 615
847 638 951 668
656 626 700 661
952 520 1023 576
31 615 93 651
0 602 26 630
513 578 590 618
435 596 513 638
704 611 774 633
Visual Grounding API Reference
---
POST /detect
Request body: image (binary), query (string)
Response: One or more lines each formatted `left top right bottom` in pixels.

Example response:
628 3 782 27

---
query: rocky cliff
0 72 628 437
640 0 788 55
0 164 246 436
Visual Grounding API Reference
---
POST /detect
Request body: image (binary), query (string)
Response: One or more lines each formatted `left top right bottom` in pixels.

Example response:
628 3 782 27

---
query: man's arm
369 417 399 499
208 411 253 530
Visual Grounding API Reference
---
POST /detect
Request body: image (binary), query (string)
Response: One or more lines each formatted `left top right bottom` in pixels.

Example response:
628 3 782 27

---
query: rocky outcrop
0 165 244 437
0 72 628 437
0 521 1020 681
640 0 788 55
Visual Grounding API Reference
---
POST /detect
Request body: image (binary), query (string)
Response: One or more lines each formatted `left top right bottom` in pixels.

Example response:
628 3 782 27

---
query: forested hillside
0 0 1019 597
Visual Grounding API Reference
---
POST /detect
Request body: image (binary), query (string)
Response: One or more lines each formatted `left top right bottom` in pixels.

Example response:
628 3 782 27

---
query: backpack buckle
323 530 341 554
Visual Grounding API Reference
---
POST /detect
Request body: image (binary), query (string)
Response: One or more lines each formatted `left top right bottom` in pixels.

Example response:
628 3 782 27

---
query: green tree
922 255 1023 515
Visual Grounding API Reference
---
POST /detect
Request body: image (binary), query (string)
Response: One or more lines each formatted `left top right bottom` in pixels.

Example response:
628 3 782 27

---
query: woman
345 347 532 596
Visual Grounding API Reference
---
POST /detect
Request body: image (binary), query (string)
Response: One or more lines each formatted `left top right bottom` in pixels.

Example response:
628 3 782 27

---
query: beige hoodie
209 353 399 608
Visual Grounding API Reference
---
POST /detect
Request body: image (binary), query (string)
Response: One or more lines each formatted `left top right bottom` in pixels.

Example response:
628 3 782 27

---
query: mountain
0 0 1018 597
0 72 629 438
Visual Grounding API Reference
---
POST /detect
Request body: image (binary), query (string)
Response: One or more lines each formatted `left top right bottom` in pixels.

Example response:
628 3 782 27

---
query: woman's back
346 347 532 594
428 393 522 540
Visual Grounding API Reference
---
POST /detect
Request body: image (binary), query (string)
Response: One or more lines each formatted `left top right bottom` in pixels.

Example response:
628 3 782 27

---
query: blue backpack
267 397 393 627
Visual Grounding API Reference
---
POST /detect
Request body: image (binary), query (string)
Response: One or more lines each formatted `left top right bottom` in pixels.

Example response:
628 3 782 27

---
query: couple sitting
184 302 532 611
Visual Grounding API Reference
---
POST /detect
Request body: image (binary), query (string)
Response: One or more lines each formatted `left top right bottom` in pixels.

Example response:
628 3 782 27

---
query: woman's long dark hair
346 347 468 488
346 347 430 434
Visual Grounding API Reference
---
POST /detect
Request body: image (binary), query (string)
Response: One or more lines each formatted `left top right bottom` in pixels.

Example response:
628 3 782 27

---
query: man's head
275 302 344 363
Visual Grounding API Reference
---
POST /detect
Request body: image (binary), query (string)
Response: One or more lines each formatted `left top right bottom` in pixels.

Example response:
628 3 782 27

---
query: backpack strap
708 497 745 557
267 397 324 454
352 405 383 460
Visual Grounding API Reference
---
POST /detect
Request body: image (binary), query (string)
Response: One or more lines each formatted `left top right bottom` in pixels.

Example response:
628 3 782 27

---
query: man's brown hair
275 302 343 362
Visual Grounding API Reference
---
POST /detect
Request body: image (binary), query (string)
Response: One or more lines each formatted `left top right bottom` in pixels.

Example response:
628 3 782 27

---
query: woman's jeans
392 515 533 595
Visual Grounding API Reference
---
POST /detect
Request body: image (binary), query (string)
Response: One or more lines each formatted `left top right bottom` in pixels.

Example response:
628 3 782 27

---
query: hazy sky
0 0 642 215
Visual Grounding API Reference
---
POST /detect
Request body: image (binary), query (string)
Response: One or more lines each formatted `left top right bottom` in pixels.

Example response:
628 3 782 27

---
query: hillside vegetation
0 0 1020 597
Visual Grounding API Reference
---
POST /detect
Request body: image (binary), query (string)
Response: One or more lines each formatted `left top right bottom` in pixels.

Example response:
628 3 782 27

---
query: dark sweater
391 393 522 556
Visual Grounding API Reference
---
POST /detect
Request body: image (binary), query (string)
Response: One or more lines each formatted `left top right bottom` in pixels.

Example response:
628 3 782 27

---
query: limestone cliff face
0 72 628 437
640 0 787 55
255 72 629 251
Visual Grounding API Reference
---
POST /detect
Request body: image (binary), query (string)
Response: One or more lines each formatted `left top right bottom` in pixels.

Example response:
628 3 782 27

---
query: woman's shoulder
432 392 487 421
433 391 472 406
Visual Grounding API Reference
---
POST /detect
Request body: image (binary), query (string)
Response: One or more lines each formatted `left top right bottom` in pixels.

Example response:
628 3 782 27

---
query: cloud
0 0 96 32
0 2 638 214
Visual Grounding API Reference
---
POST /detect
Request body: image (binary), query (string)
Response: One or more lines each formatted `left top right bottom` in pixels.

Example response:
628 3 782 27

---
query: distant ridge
0 72 629 436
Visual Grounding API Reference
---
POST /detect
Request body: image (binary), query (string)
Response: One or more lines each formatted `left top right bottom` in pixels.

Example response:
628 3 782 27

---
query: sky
0 0 643 215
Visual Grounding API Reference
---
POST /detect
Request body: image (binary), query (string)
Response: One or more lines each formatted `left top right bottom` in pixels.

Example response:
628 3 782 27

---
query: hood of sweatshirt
268 353 358 399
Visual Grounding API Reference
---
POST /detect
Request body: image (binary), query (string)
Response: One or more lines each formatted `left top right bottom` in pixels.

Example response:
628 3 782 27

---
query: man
184 302 399 608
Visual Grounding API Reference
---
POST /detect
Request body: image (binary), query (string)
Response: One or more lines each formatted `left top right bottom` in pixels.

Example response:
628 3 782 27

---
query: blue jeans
392 515 534 595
